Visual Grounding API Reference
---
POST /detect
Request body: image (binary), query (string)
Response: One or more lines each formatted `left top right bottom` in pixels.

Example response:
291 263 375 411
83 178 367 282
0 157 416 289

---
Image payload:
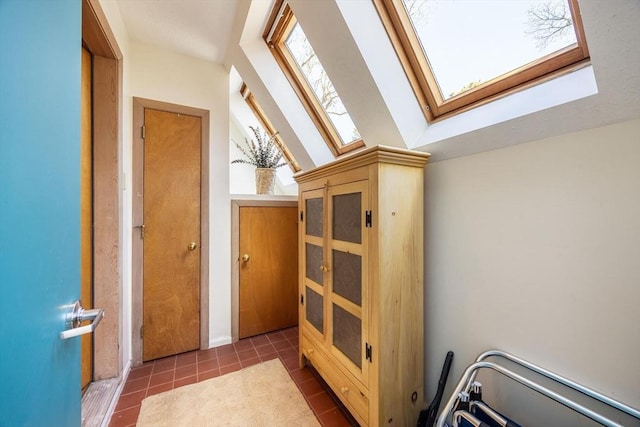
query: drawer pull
307 348 314 356
341 386 349 395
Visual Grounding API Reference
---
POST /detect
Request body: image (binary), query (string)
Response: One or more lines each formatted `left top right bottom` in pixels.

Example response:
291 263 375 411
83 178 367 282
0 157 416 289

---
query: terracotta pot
255 168 276 194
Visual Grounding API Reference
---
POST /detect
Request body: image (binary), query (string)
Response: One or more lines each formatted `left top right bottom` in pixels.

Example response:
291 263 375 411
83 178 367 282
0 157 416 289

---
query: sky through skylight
285 23 361 145
402 0 578 99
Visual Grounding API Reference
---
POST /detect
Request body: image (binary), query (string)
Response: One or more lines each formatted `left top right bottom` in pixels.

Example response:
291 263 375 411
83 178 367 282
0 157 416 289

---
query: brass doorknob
242 254 250 262
188 242 198 251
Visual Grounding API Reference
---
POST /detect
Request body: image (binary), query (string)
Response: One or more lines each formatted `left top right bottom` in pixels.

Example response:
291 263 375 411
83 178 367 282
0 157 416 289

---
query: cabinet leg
299 353 308 369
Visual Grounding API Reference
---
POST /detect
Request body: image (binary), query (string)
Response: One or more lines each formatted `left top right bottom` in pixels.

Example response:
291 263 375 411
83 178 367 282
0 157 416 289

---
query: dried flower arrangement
231 126 287 169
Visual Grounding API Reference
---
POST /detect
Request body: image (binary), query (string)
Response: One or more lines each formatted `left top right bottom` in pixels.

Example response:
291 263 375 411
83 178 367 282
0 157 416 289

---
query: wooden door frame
82 0 122 381
230 196 297 342
132 97 210 365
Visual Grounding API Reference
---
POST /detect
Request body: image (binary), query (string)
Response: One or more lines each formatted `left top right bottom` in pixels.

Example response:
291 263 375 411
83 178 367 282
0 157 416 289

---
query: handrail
473 350 640 420
435 361 625 427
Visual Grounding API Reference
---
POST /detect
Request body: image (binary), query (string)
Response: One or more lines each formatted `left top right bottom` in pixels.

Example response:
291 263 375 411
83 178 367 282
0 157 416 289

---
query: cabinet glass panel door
328 181 368 385
332 304 362 369
302 189 326 338
305 243 324 285
306 287 324 334
305 197 323 237
332 249 361 305
332 192 361 243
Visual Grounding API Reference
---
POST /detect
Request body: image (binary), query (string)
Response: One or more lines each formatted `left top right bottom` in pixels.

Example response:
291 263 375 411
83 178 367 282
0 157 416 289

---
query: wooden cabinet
295 146 430 427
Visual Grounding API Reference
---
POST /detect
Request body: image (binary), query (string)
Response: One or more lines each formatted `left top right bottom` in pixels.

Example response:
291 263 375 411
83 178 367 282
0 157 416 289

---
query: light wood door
143 108 201 361
300 189 326 342
80 46 93 390
326 181 369 387
239 206 298 338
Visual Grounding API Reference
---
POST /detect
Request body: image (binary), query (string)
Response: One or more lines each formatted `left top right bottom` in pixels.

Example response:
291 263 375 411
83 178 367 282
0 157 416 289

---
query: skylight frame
264 0 365 157
373 0 590 122
240 83 301 173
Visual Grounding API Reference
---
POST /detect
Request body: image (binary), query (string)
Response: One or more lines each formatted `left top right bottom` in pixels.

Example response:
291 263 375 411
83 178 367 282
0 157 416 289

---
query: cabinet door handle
341 387 349 395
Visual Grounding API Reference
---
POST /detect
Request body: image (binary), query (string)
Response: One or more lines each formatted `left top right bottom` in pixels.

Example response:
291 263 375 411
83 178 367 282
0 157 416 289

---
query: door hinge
365 210 372 228
134 224 145 240
141 125 146 139
140 325 144 339
300 211 304 221
300 294 304 305
366 343 372 362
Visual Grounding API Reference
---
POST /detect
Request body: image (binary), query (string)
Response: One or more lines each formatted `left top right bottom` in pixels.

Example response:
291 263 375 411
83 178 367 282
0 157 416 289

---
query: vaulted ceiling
116 0 238 63
115 0 640 168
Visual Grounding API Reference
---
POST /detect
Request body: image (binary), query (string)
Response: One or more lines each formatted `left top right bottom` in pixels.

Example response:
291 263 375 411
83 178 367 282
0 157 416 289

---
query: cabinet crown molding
294 145 430 184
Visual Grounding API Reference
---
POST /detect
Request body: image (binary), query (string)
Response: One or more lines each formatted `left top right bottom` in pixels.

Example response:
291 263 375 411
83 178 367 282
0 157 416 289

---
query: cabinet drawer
301 333 369 425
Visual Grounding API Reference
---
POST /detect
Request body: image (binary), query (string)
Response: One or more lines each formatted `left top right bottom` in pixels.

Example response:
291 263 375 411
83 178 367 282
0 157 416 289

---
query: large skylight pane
403 0 579 99
285 23 361 146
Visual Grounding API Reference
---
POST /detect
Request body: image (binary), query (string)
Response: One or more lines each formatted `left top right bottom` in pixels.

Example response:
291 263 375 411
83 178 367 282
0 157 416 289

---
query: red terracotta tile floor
108 326 359 427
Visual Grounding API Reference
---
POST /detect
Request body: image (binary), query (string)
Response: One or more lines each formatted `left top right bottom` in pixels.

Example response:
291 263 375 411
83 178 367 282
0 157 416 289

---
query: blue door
0 1 83 426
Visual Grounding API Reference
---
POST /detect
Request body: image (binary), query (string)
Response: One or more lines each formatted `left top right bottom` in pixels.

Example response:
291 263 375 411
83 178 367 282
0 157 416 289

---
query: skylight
374 0 590 121
240 83 301 172
285 23 361 147
265 1 364 156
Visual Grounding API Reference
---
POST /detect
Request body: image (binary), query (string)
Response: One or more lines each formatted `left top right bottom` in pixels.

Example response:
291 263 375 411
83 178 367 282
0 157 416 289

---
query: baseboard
100 359 132 427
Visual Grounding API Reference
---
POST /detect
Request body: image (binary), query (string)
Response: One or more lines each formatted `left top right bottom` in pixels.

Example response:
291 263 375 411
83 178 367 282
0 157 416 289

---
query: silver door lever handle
60 300 104 339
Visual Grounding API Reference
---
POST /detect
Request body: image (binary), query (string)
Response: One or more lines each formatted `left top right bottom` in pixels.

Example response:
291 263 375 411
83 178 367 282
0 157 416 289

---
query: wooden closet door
142 108 201 361
239 206 298 338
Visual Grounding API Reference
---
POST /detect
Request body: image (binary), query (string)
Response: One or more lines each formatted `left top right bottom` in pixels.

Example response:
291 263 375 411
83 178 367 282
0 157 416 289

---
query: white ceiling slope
116 0 640 165
115 0 238 63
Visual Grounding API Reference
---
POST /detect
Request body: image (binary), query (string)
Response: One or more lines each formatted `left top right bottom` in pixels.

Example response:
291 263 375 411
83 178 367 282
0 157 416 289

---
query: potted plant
231 126 287 194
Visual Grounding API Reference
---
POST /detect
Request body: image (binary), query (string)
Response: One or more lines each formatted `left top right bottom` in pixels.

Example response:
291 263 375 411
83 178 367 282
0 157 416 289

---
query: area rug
136 358 320 426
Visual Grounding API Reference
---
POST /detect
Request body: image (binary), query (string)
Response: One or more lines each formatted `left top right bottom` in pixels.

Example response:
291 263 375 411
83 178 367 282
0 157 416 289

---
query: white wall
424 119 640 423
229 118 257 195
129 41 233 347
